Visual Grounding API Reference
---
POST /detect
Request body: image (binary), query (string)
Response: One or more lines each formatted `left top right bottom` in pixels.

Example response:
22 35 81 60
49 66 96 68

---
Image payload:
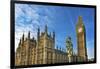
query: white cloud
15 4 40 51
15 4 55 51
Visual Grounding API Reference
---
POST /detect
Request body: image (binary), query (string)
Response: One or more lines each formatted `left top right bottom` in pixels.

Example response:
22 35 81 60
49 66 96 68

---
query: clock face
78 27 82 33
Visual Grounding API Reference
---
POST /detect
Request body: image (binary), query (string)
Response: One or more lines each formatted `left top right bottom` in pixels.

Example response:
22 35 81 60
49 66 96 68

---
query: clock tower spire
76 16 88 62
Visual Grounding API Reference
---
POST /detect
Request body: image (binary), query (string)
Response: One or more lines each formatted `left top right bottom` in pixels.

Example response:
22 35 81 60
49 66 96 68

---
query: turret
18 39 21 46
60 47 61 51
49 32 51 37
32 36 34 40
57 46 58 50
22 33 24 42
45 24 48 34
53 31 55 41
37 27 40 40
28 31 30 39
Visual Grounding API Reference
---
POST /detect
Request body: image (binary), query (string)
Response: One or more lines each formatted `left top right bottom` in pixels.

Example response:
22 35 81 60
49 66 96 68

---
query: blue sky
15 3 95 59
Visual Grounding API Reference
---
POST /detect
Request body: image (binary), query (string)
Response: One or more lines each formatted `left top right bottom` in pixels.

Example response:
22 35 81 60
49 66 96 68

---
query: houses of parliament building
15 16 88 66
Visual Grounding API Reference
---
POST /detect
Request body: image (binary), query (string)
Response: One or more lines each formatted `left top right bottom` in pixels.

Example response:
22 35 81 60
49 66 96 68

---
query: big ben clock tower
76 16 87 62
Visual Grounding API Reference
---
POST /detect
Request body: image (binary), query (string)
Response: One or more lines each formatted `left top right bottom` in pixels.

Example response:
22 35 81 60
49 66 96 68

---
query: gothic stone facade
15 25 68 66
15 16 88 66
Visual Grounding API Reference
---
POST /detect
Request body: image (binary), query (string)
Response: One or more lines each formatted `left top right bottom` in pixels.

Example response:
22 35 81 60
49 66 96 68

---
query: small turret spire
49 32 51 37
28 31 30 39
53 31 55 40
22 33 24 42
45 24 48 34
37 27 40 40
60 47 61 51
